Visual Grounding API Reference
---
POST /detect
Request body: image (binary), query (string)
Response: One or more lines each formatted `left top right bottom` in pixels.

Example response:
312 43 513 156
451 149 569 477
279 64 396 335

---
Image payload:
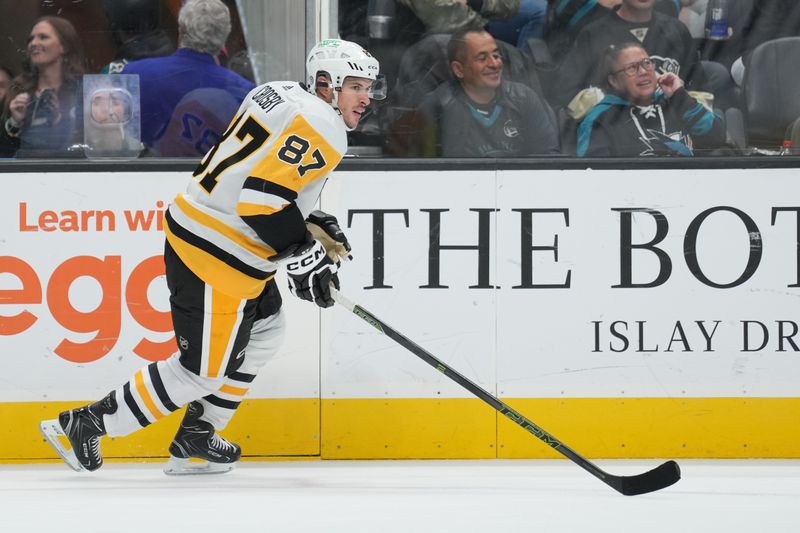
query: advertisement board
327 168 800 398
2 167 798 459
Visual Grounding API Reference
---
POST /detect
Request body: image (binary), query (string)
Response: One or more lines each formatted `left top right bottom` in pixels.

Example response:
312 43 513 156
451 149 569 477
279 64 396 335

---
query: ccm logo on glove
286 244 327 272
277 237 340 308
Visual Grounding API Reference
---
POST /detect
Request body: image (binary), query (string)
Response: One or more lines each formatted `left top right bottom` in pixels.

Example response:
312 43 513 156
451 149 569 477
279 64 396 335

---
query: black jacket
545 0 679 63
417 79 560 157
0 78 84 158
555 8 706 107
741 0 800 64
577 87 725 157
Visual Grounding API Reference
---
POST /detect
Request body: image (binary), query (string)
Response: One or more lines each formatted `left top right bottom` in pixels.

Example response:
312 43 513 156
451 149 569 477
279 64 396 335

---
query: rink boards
2 168 799 461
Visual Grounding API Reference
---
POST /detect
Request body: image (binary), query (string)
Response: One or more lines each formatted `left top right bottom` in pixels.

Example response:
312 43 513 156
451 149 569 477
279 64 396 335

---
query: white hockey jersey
164 82 347 299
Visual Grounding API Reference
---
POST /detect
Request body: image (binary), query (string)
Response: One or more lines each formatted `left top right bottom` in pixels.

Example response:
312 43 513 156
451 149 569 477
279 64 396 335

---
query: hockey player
40 39 386 475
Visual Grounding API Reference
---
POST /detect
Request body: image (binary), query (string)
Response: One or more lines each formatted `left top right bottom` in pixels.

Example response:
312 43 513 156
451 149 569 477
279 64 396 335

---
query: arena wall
2 166 799 462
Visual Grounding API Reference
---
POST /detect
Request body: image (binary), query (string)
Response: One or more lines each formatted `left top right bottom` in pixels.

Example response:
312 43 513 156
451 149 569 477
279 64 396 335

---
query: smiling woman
0 16 86 157
577 41 725 157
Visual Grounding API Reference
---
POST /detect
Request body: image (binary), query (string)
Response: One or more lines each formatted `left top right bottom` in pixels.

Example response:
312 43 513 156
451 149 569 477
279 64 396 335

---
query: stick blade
611 460 681 496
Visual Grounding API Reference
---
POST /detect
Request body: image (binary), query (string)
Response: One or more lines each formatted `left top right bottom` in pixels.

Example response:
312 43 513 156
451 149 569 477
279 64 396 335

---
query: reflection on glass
90 89 133 125
0 0 793 160
83 74 142 160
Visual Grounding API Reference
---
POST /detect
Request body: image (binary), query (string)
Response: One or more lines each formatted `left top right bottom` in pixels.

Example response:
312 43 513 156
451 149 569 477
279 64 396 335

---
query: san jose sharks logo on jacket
577 88 720 157
629 104 693 156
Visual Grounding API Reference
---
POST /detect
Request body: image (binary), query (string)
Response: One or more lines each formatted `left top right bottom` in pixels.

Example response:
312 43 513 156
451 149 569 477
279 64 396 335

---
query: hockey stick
331 288 680 496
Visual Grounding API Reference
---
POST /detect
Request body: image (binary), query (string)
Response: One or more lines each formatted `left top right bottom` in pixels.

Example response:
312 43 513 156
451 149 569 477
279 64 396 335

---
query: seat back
743 36 800 146
393 33 453 108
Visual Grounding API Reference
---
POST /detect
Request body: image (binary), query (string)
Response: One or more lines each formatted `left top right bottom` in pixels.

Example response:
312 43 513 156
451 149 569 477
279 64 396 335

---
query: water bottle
705 0 730 41
367 0 396 40
779 140 793 155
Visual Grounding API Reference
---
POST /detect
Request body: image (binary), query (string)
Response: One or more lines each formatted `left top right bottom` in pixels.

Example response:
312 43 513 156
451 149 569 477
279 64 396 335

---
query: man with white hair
41 39 386 475
122 0 254 156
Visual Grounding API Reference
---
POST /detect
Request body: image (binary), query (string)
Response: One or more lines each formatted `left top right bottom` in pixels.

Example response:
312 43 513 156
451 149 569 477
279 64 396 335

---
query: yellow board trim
322 398 496 459
496 397 800 459
10 398 319 461
5 398 800 462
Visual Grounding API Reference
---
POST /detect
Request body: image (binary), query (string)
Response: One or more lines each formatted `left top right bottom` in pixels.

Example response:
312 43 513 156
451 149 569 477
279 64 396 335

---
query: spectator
544 0 621 63
399 0 548 48
0 65 13 104
730 0 800 86
678 0 708 38
122 0 254 157
487 0 549 47
100 0 174 74
0 65 15 157
577 42 724 156
680 0 756 76
545 0 680 63
0 16 86 158
555 0 707 110
413 28 560 156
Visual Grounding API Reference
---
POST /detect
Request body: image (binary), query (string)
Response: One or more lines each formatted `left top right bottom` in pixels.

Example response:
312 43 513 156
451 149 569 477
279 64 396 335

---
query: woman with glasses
576 42 724 157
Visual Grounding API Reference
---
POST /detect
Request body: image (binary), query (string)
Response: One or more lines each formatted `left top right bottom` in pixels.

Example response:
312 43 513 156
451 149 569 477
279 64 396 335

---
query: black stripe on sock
228 371 256 383
204 395 240 410
123 382 150 428
148 363 179 412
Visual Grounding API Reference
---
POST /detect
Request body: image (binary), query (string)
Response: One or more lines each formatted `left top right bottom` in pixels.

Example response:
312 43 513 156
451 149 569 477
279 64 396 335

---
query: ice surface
1 459 798 532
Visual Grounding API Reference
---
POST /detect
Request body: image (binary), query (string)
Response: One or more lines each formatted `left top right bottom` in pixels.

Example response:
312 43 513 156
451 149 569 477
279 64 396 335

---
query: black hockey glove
278 234 340 308
306 210 352 262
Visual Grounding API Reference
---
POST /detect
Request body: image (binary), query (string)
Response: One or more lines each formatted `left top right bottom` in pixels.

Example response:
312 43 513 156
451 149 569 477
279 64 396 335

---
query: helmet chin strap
316 78 355 131
330 89 356 132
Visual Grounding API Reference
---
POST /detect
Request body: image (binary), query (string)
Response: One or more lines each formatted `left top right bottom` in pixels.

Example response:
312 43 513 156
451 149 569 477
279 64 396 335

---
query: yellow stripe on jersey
249 113 343 192
236 202 288 217
173 195 275 259
134 369 165 421
164 222 274 299
219 384 249 396
207 288 242 378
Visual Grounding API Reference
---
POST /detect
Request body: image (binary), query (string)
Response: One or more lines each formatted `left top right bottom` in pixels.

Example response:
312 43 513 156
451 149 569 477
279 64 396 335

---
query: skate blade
164 456 235 476
39 419 85 473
